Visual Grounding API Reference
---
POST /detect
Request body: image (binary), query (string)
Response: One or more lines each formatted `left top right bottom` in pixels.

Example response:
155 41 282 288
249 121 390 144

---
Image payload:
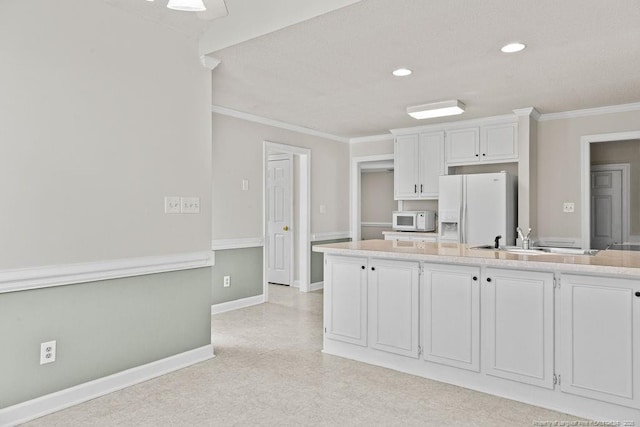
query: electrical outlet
223 276 230 287
319 204 326 214
563 202 575 213
164 196 180 214
242 179 249 191
40 340 56 365
181 197 200 214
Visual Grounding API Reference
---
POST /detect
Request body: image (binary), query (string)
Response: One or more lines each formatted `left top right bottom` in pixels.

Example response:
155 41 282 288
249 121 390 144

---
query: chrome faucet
517 227 532 249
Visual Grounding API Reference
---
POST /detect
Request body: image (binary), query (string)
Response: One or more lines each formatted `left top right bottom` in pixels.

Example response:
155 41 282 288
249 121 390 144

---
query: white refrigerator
438 172 517 246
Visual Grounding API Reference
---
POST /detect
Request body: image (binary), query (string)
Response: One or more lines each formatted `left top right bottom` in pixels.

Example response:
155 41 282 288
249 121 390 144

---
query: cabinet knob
486 277 492 282
475 154 479 157
472 276 478 281
635 291 640 297
482 153 486 156
371 267 376 271
361 265 365 270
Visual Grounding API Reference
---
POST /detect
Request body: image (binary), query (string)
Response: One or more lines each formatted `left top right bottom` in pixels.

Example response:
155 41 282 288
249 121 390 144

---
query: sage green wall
0 269 211 409
212 248 263 305
311 239 351 283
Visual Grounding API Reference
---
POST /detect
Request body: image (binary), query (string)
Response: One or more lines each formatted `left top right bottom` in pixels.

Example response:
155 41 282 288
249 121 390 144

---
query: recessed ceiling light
392 68 412 77
407 100 465 120
501 42 526 53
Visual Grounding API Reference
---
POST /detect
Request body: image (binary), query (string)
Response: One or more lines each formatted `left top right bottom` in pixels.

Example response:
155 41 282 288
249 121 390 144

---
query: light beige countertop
313 239 640 277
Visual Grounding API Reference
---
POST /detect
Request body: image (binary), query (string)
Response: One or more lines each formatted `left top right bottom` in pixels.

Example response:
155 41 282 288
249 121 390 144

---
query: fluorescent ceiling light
167 0 206 12
407 100 465 120
501 42 526 53
392 68 412 77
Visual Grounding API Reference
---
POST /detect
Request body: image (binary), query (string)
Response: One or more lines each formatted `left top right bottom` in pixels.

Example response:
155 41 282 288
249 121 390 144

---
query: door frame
263 141 311 298
350 154 395 241
589 163 630 247
580 130 640 249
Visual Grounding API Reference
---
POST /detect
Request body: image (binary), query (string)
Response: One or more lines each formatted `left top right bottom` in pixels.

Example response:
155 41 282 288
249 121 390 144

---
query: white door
368 259 420 358
394 135 420 199
422 263 480 371
483 268 555 389
419 131 445 198
446 128 480 164
591 168 623 249
267 158 291 285
464 173 507 246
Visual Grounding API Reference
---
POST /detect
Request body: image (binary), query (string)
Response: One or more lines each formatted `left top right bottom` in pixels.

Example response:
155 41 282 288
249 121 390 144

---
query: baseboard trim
292 280 301 288
211 294 265 315
0 251 214 294
0 345 214 427
309 281 324 292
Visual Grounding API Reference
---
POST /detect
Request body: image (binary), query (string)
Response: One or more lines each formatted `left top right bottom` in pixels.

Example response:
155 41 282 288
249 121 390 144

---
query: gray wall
0 269 211 409
311 239 351 283
212 248 263 304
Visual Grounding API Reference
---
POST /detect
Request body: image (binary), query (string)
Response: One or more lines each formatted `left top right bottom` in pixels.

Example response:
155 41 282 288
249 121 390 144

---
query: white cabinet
446 123 518 165
394 132 444 200
368 259 420 358
560 274 640 409
422 263 480 371
324 255 368 346
482 268 555 389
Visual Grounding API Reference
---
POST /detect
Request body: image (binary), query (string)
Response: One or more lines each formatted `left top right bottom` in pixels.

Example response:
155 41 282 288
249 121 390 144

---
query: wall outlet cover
563 202 575 213
181 197 200 214
40 340 57 365
164 196 180 214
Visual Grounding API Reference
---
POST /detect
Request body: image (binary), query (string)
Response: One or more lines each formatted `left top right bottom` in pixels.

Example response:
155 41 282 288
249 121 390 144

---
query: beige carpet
25 284 583 426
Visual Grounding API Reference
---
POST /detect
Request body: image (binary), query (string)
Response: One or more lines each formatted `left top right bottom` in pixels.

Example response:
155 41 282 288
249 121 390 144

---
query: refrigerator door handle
461 202 466 243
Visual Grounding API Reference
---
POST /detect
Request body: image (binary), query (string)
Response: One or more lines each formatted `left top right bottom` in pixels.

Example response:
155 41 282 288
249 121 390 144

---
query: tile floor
25 284 584 426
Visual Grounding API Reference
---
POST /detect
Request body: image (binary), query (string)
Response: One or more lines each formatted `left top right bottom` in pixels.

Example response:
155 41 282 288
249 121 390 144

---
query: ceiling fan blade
197 0 228 20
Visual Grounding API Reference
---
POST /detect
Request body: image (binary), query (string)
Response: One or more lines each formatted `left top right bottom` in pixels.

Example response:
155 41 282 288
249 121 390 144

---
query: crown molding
201 55 221 71
513 107 541 120
538 102 640 122
349 134 394 144
211 105 349 143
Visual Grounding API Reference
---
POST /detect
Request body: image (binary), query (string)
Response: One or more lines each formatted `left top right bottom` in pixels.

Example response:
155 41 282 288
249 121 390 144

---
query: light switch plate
563 202 575 213
181 197 200 214
320 204 326 214
164 196 180 214
242 179 249 191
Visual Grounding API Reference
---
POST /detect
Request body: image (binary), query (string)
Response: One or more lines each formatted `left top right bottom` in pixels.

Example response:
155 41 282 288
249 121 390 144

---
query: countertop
382 231 438 237
312 239 640 277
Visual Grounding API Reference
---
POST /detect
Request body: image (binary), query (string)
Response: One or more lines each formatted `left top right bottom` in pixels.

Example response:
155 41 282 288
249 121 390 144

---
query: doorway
263 141 311 299
580 131 640 249
589 164 629 249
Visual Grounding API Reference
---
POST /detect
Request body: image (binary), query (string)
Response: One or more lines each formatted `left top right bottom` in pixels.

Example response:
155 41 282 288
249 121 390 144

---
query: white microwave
392 211 436 232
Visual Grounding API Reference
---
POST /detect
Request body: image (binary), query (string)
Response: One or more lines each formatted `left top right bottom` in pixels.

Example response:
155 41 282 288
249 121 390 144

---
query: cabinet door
418 131 445 198
368 259 420 358
483 268 554 389
422 263 480 371
446 128 480 164
324 256 368 346
560 274 640 408
481 123 518 162
394 135 420 200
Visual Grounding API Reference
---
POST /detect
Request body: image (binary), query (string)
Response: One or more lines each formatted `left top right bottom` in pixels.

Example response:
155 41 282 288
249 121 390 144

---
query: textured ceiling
210 0 640 138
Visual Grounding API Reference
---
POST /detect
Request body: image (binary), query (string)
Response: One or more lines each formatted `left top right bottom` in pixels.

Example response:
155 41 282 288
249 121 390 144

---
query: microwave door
393 213 416 231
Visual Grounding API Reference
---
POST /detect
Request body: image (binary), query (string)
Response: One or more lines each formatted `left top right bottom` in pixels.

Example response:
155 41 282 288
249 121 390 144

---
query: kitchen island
313 239 640 423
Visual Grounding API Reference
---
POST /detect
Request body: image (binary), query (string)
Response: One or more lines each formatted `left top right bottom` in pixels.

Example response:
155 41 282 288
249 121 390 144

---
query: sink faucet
494 235 502 249
517 227 532 249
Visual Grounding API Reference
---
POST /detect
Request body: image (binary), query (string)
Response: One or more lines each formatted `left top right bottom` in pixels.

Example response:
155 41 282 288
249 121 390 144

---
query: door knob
282 226 289 231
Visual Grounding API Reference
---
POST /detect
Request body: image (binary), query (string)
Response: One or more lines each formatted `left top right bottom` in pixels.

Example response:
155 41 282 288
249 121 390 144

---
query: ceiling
209 0 640 139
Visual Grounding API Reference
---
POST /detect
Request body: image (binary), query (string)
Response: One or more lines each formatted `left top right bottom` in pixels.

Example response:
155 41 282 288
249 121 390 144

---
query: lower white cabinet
422 263 480 371
560 274 640 409
368 259 420 358
324 255 368 346
482 268 555 388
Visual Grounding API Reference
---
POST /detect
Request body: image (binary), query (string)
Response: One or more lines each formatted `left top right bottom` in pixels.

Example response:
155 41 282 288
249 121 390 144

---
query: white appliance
438 172 516 246
392 211 436 232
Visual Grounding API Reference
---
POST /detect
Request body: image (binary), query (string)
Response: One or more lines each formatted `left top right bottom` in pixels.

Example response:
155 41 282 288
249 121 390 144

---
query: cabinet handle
371 267 376 271
635 291 640 297
361 265 365 270
414 184 417 193
486 277 492 282
472 276 478 281
420 184 423 193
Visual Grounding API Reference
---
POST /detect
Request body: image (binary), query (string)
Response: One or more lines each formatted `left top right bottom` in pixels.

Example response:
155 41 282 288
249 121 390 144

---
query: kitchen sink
470 245 600 256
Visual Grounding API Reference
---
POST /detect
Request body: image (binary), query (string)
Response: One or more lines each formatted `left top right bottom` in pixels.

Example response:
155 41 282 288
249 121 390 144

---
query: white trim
213 105 349 143
211 238 264 250
349 134 394 144
350 154 395 242
535 237 583 248
513 107 541 121
539 102 640 122
292 280 301 288
308 281 324 292
0 251 213 294
200 55 221 70
311 231 351 242
591 163 631 246
211 294 265 315
390 114 517 136
0 345 213 427
580 131 640 249
361 222 393 228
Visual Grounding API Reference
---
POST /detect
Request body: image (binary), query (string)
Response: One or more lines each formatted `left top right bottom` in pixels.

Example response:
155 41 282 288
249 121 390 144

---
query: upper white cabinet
422 263 480 371
394 131 444 200
368 259 420 358
324 255 368 346
446 123 518 165
560 274 640 409
482 268 555 389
